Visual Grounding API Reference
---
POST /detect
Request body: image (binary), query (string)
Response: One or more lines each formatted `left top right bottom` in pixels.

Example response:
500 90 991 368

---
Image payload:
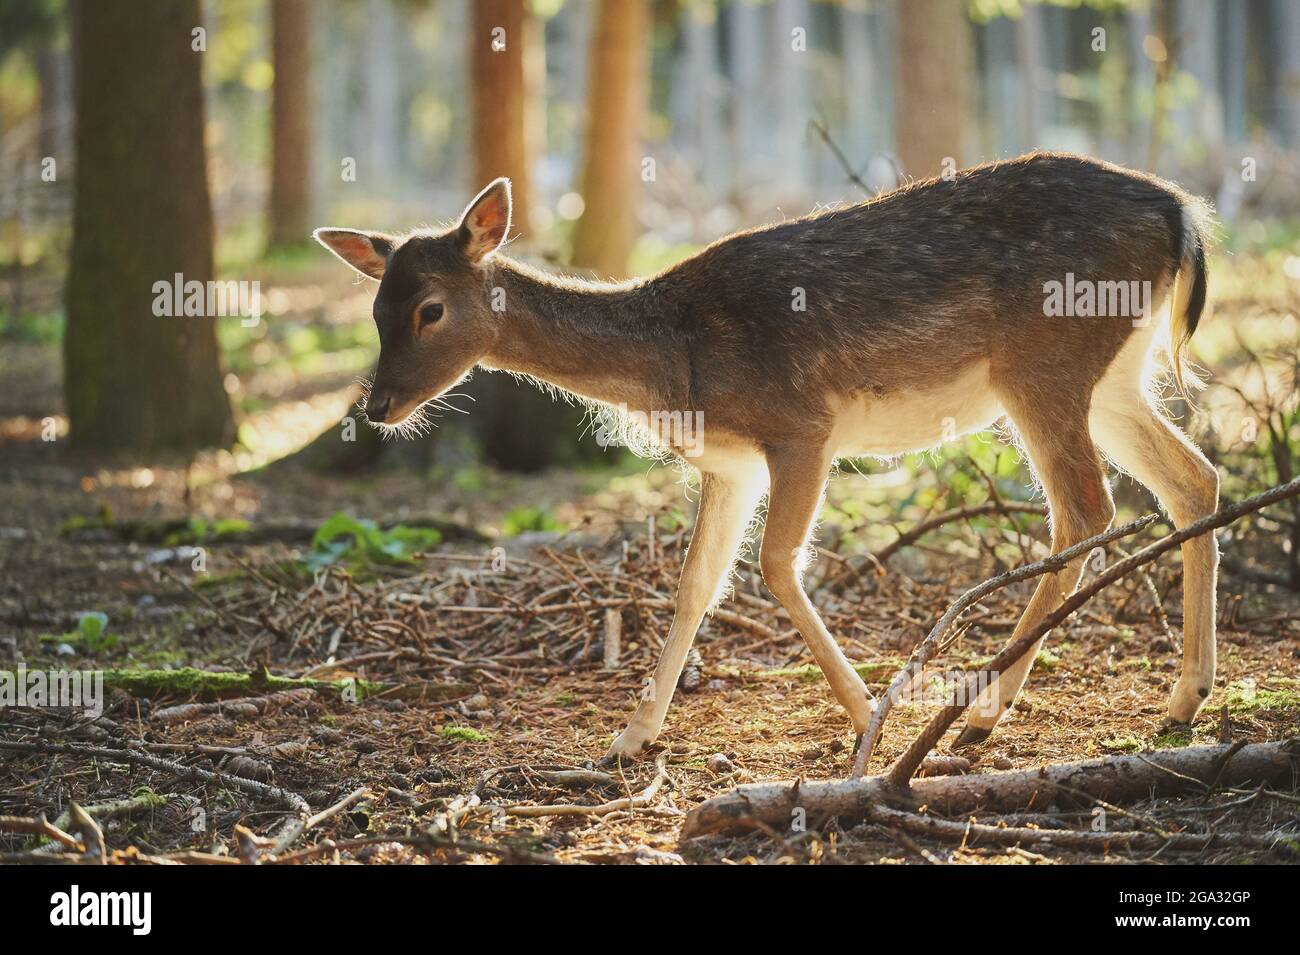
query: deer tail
1168 198 1212 396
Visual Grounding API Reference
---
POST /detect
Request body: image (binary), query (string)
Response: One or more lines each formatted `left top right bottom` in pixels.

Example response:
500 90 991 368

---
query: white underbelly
829 361 1004 458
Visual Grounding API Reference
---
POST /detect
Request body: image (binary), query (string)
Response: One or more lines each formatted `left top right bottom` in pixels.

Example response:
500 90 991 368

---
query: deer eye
417 302 444 330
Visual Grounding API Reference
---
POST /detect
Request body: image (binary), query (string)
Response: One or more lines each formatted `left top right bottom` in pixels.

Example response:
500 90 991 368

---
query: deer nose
368 394 392 423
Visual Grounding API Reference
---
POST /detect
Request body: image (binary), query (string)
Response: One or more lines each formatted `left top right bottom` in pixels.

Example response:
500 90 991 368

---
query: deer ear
313 228 394 280
457 178 512 263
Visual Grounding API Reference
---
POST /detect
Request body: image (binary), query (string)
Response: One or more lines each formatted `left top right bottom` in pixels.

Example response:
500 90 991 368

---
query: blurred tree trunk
365 0 400 185
64 0 233 453
840 2 879 172
727 0 766 197
268 0 313 249
1125 4 1154 166
36 46 71 162
571 0 648 279
1277 0 1300 148
1014 2 1044 151
469 0 533 232
1173 0 1222 156
894 0 970 179
468 0 583 472
1147 0 1177 170
1222 0 1246 146
771 0 809 193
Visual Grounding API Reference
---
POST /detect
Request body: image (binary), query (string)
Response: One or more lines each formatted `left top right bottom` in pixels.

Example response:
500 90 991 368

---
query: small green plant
1101 734 1145 753
656 507 689 533
1222 680 1300 715
57 504 114 535
1153 725 1195 748
40 612 118 654
501 505 566 537
163 517 251 546
440 724 490 742
1035 649 1061 671
305 512 442 569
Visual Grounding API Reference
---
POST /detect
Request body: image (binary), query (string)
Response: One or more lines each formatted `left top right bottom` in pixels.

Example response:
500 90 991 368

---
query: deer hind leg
955 402 1115 746
1089 394 1219 725
761 446 875 737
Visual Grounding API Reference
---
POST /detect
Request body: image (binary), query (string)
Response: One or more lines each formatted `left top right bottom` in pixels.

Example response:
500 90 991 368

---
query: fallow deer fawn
316 152 1218 762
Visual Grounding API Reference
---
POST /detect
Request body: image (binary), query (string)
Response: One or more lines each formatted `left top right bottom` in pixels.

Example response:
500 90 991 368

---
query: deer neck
481 258 686 413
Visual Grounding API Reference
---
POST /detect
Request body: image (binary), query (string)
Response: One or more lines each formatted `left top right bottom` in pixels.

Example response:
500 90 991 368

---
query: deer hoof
952 725 992 749
1167 679 1209 725
600 727 653 766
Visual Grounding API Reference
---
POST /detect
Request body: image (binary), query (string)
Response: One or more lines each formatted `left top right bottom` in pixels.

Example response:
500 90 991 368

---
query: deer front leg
760 446 876 739
603 468 765 763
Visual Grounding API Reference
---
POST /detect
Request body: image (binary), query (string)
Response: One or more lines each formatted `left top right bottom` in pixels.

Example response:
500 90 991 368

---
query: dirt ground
3 257 1299 864
2 425 1298 865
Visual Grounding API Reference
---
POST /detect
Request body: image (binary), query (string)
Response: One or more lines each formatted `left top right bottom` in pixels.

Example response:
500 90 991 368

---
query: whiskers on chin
371 403 435 441
355 378 476 441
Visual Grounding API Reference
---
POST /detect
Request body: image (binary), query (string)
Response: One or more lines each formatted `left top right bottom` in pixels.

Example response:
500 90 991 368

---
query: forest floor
2 430 1298 865
3 254 1299 865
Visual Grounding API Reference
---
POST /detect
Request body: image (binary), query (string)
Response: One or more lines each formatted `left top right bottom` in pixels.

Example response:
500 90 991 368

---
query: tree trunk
1014 2 1044 151
467 0 588 472
1276 0 1300 148
727 0 767 198
64 0 233 454
893 0 971 179
364 0 400 186
268 0 313 249
469 0 533 233
571 0 648 279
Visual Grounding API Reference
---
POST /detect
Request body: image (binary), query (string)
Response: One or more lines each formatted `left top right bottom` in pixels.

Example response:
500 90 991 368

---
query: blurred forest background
2 0 1298 462
2 0 1299 558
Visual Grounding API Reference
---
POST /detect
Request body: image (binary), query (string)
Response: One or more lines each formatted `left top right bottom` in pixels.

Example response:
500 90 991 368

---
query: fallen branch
505 753 671 818
152 688 317 724
270 787 373 856
437 596 781 643
0 814 80 850
823 501 1049 593
887 475 1300 787
853 513 1160 776
68 803 105 864
31 792 170 855
0 739 310 815
866 802 1293 854
66 666 470 703
682 739 1300 840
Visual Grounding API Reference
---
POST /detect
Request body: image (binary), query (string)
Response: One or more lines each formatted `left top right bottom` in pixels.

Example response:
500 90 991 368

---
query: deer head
314 178 514 430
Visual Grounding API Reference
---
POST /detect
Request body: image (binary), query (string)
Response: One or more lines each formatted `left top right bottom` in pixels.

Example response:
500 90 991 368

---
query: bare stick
821 501 1048 594
602 607 622 670
853 513 1160 776
886 475 1300 786
0 814 80 850
505 753 670 818
0 739 310 814
808 118 872 197
270 787 373 856
68 803 105 864
866 802 1293 854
